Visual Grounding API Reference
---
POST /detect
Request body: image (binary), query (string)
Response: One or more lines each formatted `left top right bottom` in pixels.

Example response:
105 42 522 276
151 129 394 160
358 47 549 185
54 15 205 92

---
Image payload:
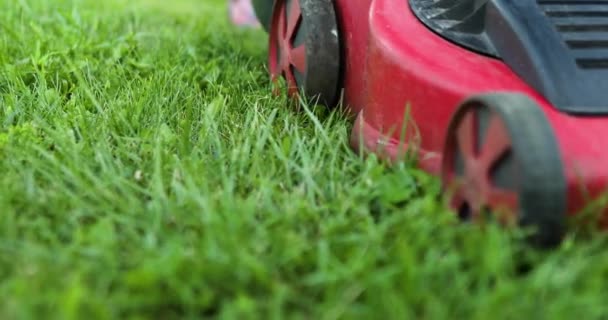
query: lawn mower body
347 0 608 215
258 0 608 244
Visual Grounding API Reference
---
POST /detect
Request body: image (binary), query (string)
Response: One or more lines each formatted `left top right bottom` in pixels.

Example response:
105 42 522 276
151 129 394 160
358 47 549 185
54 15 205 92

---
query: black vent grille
538 0 608 69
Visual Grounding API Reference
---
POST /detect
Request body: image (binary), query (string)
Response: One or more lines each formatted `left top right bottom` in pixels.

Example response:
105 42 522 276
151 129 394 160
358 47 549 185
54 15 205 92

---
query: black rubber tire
301 0 341 107
443 93 567 247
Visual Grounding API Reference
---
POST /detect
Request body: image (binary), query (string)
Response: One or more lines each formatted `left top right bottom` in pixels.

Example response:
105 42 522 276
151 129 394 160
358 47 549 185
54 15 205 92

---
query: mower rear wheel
441 93 567 247
268 0 341 107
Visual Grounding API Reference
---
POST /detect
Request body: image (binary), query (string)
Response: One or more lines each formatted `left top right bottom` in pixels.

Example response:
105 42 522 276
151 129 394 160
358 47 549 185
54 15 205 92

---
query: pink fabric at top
229 0 260 27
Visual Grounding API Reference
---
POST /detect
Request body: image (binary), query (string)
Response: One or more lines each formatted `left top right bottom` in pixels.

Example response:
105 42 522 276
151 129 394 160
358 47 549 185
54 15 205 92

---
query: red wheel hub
269 0 307 96
443 107 520 223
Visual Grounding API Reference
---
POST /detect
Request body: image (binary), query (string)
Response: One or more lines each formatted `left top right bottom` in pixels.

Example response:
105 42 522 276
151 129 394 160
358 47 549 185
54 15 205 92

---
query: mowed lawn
1 0 608 318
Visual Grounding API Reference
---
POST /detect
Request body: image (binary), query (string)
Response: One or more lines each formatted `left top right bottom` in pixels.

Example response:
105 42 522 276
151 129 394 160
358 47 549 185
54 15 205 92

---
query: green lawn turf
1 0 608 319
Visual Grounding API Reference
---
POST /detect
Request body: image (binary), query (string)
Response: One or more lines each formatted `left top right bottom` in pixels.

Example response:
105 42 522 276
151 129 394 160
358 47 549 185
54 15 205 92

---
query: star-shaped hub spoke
272 0 306 95
449 108 519 220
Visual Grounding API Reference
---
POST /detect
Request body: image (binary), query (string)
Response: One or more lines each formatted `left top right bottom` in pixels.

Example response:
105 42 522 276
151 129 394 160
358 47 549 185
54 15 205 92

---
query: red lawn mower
252 0 608 246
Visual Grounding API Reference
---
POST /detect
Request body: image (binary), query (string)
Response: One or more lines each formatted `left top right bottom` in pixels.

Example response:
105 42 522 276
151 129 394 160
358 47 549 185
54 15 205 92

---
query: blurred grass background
1 0 608 319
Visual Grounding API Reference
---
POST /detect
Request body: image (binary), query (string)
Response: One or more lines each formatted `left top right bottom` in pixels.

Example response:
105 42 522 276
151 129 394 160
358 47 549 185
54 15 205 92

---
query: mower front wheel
441 93 567 247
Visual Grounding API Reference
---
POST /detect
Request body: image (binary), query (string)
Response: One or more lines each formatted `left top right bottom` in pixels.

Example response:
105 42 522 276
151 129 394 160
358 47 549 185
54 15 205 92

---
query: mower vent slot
538 0 608 69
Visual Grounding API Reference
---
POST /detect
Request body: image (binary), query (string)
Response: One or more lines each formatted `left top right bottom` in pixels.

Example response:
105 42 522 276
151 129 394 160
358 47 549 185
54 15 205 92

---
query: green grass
1 0 608 319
